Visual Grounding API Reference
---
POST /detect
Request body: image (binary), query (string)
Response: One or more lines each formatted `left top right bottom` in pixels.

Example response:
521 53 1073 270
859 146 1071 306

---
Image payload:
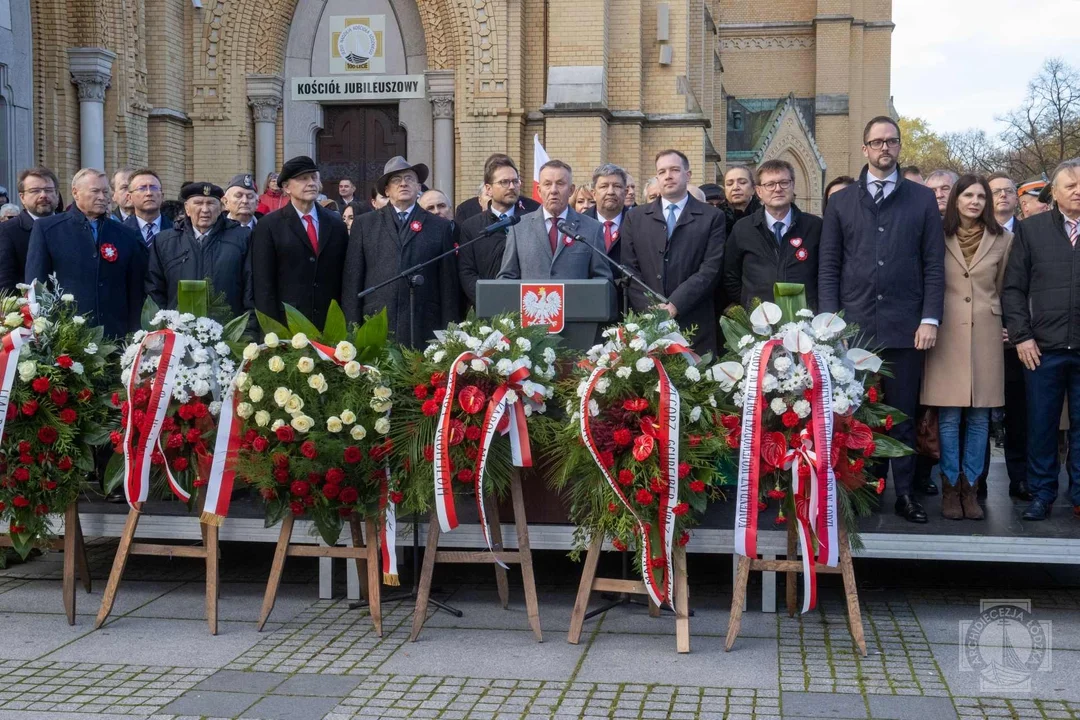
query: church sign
292 75 426 102
329 16 386 74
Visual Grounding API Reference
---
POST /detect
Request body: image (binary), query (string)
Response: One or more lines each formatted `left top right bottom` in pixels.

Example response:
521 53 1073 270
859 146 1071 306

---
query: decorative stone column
246 75 285 189
426 70 455 202
68 48 117 171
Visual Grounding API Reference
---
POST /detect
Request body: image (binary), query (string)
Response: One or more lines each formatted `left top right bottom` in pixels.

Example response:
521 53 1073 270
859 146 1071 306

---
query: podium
476 279 617 350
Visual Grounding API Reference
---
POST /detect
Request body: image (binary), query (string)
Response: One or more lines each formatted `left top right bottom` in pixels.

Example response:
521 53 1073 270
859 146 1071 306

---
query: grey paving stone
161 689 261 716
130 583 317 624
930 643 1080 701
241 693 340 720
781 691 868 718
867 695 959 720
194 670 289 694
270 673 363 697
380 629 584 681
0 613 96 660
0 580 184 619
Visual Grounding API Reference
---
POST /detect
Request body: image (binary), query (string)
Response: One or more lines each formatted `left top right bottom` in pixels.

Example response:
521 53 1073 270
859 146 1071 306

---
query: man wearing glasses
0 167 60 292
722 159 822 311
819 115 946 524
123 169 172 247
343 156 459 347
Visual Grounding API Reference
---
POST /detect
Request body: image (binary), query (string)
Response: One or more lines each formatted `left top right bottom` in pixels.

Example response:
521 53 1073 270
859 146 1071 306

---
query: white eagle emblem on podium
520 283 565 333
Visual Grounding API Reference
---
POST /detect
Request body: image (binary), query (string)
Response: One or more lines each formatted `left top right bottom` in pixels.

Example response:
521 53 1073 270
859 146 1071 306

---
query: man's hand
656 302 677 318
914 323 938 351
1016 339 1042 370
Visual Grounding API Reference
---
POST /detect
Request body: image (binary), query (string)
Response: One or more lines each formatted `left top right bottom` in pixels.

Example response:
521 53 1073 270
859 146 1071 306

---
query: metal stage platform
73 458 1079 609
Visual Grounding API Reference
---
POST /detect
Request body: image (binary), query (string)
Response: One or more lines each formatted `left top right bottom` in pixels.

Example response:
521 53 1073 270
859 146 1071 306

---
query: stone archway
0 0 34 190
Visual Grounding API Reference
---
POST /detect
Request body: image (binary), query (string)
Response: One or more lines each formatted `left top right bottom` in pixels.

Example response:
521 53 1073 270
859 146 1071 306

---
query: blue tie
666 204 678 239
773 221 785 246
89 220 99 245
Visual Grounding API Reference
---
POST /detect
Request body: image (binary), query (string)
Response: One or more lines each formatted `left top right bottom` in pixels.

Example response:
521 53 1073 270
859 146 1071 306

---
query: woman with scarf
922 174 1011 520
256 171 289 215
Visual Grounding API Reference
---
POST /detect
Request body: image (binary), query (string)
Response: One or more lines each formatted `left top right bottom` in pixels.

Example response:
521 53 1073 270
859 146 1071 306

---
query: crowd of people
0 113 1076 525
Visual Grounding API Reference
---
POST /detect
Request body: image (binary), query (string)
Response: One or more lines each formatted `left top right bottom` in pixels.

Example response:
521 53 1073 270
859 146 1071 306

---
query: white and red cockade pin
100 243 118 263
410 220 423 232
611 230 620 241
789 237 803 248
795 248 808 261
563 235 573 246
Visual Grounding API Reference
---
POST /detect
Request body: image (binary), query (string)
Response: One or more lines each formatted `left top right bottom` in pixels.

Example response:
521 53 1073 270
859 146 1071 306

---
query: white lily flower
750 302 782 333
846 348 883 373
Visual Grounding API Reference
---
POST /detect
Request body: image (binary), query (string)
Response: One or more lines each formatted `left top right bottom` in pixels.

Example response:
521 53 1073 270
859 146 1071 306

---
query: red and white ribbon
804 349 838 569
653 359 680 605
123 330 183 508
379 464 399 585
201 353 246 525
0 328 34 441
734 339 780 560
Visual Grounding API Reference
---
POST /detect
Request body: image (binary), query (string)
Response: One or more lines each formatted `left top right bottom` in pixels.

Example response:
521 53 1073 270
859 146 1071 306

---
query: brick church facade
0 0 894 212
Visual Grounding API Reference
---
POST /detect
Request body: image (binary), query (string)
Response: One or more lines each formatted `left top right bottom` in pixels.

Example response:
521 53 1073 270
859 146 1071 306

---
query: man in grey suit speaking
498 160 612 282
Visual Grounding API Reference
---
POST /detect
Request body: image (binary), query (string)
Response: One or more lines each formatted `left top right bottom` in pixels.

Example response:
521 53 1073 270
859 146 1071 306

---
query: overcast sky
891 0 1080 135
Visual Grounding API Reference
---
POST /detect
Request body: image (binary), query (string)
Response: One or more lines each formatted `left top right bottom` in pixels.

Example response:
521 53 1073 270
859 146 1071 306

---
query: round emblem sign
410 220 423 232
337 23 378 65
795 248 808 261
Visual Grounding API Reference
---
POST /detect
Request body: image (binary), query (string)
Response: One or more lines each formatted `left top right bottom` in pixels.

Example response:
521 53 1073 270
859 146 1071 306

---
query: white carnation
773 356 793 374
770 398 788 415
432 350 446 364
191 378 209 396
635 357 654 373
684 366 701 382
615 366 632 379
690 406 702 423
588 399 600 417
60 293 75 303
761 373 779 393
516 337 531 352
496 359 513 376
543 347 556 364
594 377 610 394
793 399 812 419
470 358 488 373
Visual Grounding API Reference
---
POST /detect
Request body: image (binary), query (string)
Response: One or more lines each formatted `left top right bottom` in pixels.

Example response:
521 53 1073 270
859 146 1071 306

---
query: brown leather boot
959 474 984 520
941 475 963 520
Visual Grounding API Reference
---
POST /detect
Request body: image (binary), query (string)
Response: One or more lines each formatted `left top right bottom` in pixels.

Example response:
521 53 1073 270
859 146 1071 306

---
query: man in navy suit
818 115 946 524
123 168 173 249
25 168 147 338
584 163 630 312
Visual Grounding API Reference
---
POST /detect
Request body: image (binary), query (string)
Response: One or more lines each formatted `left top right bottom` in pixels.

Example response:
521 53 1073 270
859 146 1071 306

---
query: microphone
557 220 670 305
480 213 521 236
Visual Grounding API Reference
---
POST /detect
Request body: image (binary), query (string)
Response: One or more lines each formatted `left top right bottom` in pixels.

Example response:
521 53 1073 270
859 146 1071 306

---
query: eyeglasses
21 187 56 196
760 179 793 191
387 176 417 187
866 138 901 150
131 185 162 194
492 178 521 188
992 188 1017 198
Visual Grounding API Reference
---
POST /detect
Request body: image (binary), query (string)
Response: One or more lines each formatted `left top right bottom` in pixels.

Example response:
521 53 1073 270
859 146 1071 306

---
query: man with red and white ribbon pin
620 149 726 356
25 168 147 339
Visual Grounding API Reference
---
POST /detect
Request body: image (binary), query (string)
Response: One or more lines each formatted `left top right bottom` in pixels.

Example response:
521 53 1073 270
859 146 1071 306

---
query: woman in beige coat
921 174 1012 521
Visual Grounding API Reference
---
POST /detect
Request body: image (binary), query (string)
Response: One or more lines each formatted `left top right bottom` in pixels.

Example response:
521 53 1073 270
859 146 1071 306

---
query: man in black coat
584 163 631 312
0 167 60 292
25 168 147 338
1003 159 1080 521
724 159 822 310
457 154 533 308
818 115 946 524
343 156 459 347
123 168 173 248
621 149 726 356
455 152 540 226
251 156 348 329
146 182 253 316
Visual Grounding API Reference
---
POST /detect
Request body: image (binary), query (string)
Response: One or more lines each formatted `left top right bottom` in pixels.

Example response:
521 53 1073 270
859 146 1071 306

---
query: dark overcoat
146 215 253 315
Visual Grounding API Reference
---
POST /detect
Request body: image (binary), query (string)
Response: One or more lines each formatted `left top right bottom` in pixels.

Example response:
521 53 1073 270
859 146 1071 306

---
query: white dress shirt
866 168 899 201
1003 216 1015 233
294 204 319 235
136 215 163 238
764 207 794 237
596 209 623 233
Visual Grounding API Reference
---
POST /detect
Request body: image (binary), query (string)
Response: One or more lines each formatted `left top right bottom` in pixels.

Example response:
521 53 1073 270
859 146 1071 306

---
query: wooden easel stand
567 535 690 653
259 511 382 635
0 502 91 625
726 523 866 655
411 471 541 642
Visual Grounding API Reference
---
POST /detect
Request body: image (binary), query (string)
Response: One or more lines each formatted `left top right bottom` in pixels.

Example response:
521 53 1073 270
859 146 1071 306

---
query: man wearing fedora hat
252 156 349 328
342 156 459 347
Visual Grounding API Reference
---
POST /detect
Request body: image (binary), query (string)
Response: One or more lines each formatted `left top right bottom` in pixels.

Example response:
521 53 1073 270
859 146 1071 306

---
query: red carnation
252 436 269 453
421 399 440 416
458 386 486 415
290 480 311 497
109 430 122 447
191 402 209 419
884 415 894 431
613 428 633 446
767 488 786 500
608 502 618 514
864 441 877 457
390 491 404 504
187 428 202 444
867 387 880 403
177 404 194 421
774 514 788 526
77 388 92 402
260 488 277 500
57 456 73 471
677 531 690 547
414 384 429 400
111 392 121 407
875 477 886 494
289 500 305 516
11 495 29 508
59 408 77 424
757 500 768 512
672 502 689 516
161 416 177 432
430 371 447 387
598 450 614 468
134 387 150 407
433 387 447 403
42 480 57 491
456 468 474 483
623 398 649 412
465 425 482 441
465 446 479 460
21 400 38 417
612 539 627 552
12 467 29 482
726 433 740 449
273 469 289 484
422 445 435 462
322 483 341 499
50 389 69 406
720 414 740 430
300 441 318 459
339 487 359 504
649 477 665 493
689 480 706 493
677 461 691 479
171 456 189 471
688 434 702 447
55 355 73 369
617 469 634 486
781 411 800 428
344 446 362 464
634 488 654 505
37 426 58 445
325 467 345 484
272 452 289 469
275 426 295 443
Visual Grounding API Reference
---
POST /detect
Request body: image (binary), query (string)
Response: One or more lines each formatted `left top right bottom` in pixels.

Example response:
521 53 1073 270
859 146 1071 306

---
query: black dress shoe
895 494 929 523
1009 481 1034 501
105 490 126 503
1022 498 1053 521
917 475 939 496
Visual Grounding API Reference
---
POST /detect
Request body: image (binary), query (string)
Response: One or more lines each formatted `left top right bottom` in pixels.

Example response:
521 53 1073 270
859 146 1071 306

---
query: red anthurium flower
632 434 655 461
458 386 486 415
639 416 660 438
622 398 649 412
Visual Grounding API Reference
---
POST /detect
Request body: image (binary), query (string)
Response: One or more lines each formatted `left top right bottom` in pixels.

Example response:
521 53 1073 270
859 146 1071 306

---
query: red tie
548 218 559 254
603 220 615 251
302 214 319 254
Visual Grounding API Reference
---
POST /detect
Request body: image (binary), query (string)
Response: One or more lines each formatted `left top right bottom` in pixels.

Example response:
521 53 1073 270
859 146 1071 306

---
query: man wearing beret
342 156 459 347
223 173 259 230
251 156 348 328
25 168 147 338
145 182 253 316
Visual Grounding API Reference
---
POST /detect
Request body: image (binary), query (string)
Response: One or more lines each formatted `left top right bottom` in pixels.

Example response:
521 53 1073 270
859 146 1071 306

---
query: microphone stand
557 222 670 307
349 219 516 617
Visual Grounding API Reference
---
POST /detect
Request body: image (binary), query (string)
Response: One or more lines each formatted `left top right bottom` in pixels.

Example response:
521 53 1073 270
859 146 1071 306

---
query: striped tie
1069 219 1079 248
872 181 885 204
